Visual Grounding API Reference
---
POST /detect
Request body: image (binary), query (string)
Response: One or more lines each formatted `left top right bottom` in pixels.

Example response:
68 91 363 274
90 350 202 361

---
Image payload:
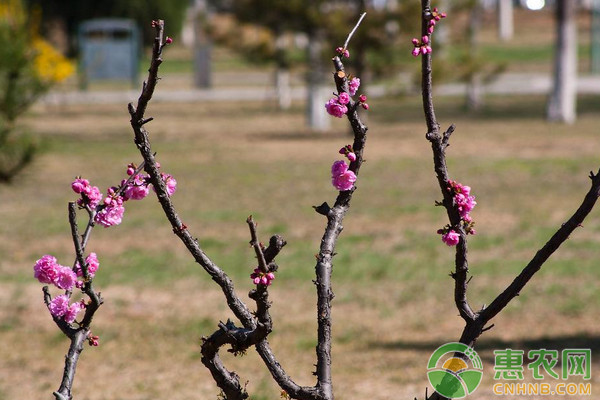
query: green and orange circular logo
427 342 483 399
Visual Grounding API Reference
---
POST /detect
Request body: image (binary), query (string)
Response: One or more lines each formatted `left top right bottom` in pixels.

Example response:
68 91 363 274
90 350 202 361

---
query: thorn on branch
482 324 495 333
313 202 331 216
139 117 154 126
442 124 456 148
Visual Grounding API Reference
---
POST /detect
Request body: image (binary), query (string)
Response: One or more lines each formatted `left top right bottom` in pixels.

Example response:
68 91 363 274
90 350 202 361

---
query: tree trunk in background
274 28 292 110
498 0 514 41
547 0 577 124
193 0 212 88
466 0 483 112
307 29 330 131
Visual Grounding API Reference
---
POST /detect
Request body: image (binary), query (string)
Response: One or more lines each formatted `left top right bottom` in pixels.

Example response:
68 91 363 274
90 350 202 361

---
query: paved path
40 73 600 106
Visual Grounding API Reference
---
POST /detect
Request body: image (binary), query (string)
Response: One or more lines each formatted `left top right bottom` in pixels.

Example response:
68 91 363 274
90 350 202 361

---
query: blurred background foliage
0 0 73 182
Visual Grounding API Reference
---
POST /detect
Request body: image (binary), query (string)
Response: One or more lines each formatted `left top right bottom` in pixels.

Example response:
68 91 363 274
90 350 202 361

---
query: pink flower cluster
411 6 446 56
411 36 432 57
437 180 477 246
449 180 476 221
331 159 357 191
73 163 177 228
325 48 369 117
75 252 100 279
34 255 77 289
325 96 348 118
49 295 85 324
72 178 103 209
250 268 275 286
34 254 96 324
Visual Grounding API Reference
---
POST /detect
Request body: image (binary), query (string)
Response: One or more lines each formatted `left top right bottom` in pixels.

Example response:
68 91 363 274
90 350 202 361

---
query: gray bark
547 0 578 124
498 0 514 41
193 2 212 88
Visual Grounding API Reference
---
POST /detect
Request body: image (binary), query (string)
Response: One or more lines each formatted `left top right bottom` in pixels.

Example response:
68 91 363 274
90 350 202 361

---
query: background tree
25 0 189 52
0 0 73 183
547 0 578 124
208 0 418 127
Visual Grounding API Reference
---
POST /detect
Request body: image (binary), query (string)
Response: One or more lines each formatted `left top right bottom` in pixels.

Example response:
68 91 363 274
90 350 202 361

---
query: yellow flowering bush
32 38 75 83
0 0 74 182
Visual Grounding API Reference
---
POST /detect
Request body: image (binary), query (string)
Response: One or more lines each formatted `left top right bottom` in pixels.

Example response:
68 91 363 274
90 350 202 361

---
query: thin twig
343 12 367 50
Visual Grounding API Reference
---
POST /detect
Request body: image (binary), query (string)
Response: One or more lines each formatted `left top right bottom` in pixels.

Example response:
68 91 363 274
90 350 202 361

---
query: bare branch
342 12 367 50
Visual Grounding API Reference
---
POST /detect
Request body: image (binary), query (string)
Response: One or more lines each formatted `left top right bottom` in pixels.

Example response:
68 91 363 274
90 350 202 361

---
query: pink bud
359 94 367 103
412 48 421 57
422 36 429 44
335 46 343 53
441 13 447 18
347 152 357 162
361 103 369 110
165 36 173 44
411 38 419 46
428 26 435 34
343 49 350 58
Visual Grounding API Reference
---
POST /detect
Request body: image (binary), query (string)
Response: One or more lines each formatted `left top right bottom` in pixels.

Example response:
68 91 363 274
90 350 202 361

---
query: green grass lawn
1 91 599 399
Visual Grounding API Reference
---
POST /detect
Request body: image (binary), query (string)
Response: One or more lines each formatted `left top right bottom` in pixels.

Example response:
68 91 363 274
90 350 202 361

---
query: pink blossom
86 186 103 208
455 193 476 218
250 268 275 286
77 184 102 209
55 266 77 290
95 197 125 227
162 173 177 196
325 98 348 118
34 255 60 284
76 252 100 278
49 295 69 318
338 92 350 105
348 77 360 96
332 170 357 191
331 160 349 177
64 302 83 324
347 152 357 162
71 178 89 194
442 230 460 246
124 174 150 200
